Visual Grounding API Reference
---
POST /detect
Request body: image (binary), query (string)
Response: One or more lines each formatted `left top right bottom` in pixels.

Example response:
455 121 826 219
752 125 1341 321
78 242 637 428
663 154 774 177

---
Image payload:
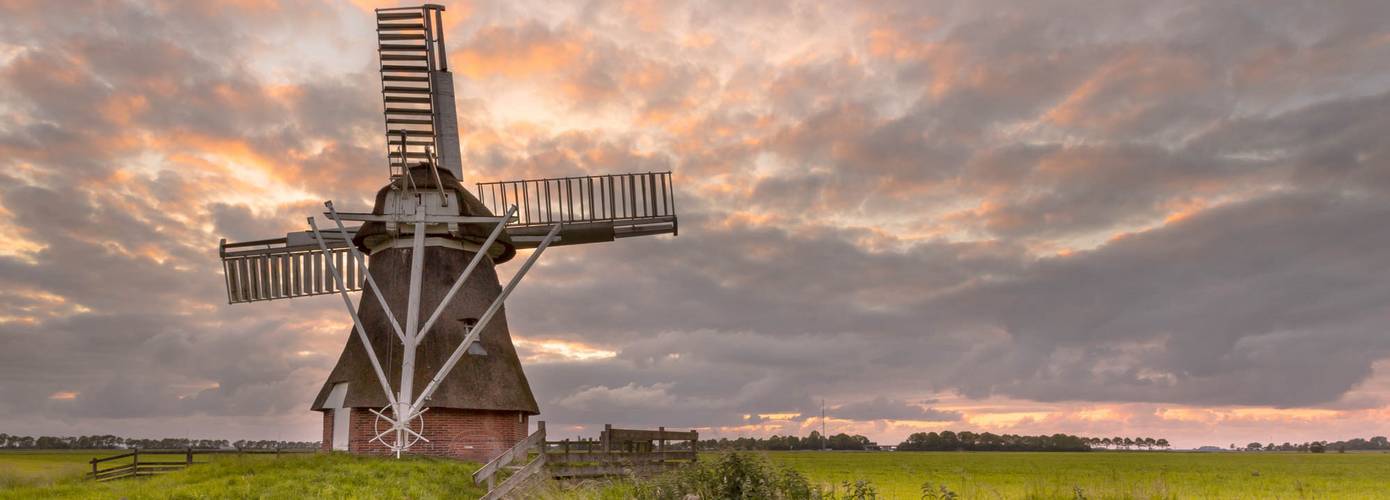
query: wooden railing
548 424 698 478
89 447 317 481
474 422 548 498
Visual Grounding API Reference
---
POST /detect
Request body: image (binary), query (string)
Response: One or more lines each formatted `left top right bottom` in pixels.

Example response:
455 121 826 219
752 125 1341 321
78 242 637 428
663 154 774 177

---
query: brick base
321 412 334 452
320 408 528 463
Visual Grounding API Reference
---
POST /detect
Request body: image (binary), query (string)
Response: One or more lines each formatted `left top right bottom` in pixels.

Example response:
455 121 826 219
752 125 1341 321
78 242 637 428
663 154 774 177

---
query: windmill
216 4 677 461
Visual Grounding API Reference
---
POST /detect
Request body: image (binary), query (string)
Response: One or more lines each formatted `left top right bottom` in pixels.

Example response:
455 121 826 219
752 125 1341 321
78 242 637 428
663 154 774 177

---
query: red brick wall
342 408 528 463
321 411 334 452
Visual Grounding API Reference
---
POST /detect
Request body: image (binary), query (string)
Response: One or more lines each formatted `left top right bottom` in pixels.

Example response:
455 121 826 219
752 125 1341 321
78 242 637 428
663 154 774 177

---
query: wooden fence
89 447 317 481
548 424 698 478
475 422 698 500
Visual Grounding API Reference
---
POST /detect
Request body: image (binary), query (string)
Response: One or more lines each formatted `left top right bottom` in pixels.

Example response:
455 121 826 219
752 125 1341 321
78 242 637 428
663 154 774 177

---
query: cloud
833 397 961 422
2 0 1390 448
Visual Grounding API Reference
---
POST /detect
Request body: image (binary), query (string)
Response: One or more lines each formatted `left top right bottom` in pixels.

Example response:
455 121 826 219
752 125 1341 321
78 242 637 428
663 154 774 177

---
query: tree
806 430 824 451
1156 438 1170 450
1246 442 1263 451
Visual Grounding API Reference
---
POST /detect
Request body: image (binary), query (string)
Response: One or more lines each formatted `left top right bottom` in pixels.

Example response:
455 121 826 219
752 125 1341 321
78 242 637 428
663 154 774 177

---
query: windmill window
460 318 487 356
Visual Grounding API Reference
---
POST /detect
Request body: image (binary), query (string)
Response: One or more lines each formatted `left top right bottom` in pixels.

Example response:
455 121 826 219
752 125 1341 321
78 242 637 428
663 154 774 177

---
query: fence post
90 457 97 479
536 421 546 465
186 446 192 465
603 424 611 454
692 430 699 461
658 426 666 467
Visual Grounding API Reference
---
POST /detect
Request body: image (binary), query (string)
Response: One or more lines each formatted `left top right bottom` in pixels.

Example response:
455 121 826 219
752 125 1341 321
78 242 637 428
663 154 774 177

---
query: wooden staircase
474 423 548 500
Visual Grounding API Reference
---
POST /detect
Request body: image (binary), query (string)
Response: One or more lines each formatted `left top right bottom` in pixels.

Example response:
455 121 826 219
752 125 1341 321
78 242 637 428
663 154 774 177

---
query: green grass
760 450 1390 499
6 450 1390 499
0 451 486 499
0 450 129 489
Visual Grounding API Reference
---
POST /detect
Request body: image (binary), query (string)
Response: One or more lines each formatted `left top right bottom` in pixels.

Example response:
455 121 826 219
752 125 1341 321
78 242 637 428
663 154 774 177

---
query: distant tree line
0 433 318 450
698 431 875 451
898 431 1094 451
1083 437 1170 450
693 430 1113 452
1237 436 1389 453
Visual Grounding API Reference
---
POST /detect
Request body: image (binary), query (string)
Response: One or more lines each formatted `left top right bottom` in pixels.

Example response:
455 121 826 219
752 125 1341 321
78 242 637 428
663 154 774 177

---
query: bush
632 452 869 500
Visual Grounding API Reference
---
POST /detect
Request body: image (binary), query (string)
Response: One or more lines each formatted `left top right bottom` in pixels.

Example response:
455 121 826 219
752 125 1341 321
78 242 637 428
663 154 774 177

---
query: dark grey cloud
2 0 1390 443
833 397 962 422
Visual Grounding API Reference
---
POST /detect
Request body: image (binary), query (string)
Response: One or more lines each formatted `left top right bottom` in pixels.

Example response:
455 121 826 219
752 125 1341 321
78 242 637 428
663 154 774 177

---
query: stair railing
475 421 547 500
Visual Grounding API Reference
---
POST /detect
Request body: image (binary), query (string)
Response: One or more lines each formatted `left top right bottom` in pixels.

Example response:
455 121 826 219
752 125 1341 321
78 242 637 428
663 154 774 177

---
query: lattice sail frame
219 171 676 305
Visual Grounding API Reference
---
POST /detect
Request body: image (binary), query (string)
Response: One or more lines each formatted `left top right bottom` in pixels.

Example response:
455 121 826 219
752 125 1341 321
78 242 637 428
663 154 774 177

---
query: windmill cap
352 165 517 263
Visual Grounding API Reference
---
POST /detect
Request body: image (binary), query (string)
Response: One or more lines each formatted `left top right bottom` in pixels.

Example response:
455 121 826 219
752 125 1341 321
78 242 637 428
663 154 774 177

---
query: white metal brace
408 223 562 417
325 201 407 345
310 200 559 457
306 218 399 411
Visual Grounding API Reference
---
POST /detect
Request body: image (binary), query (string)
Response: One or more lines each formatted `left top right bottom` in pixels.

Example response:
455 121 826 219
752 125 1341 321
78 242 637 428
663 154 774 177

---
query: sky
1 0 1389 450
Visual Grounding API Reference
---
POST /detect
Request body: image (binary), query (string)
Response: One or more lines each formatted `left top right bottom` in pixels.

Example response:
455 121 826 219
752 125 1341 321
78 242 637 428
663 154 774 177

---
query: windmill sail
216 4 679 305
376 5 462 179
220 230 365 304
217 170 678 303
475 171 678 248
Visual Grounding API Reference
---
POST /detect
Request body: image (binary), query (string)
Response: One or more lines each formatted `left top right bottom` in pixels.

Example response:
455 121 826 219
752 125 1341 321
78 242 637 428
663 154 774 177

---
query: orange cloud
622 0 667 33
98 93 149 126
1044 49 1208 128
346 1 473 28
455 24 586 79
514 337 617 363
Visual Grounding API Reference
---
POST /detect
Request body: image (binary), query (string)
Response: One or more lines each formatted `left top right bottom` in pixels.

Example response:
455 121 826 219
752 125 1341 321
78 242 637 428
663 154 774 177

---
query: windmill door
324 383 351 451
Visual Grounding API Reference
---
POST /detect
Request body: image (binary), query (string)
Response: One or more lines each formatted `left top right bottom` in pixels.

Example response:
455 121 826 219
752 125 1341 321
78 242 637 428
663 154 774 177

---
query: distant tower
216 4 678 462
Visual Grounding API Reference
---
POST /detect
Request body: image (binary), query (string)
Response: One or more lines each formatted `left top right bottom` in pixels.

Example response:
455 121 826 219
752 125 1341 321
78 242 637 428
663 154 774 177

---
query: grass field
0 451 486 499
4 449 1390 499
760 451 1390 499
0 450 129 489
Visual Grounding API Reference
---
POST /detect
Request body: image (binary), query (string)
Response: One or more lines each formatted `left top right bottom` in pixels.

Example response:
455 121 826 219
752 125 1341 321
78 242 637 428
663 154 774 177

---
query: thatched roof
309 245 539 413
311 166 537 414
